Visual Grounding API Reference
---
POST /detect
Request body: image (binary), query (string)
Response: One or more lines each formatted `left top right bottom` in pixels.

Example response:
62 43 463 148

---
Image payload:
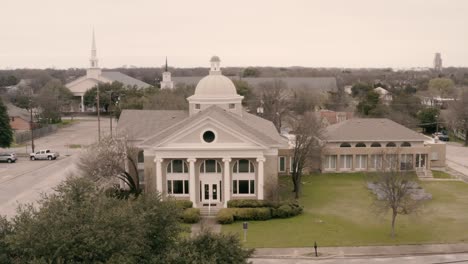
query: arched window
356 142 366 147
137 151 144 163
233 159 255 173
167 160 188 173
371 142 382 147
401 142 411 147
386 142 396 147
340 142 352 148
200 159 222 173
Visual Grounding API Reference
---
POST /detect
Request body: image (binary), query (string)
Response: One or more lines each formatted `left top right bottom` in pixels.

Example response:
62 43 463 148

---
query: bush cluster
174 200 193 209
227 199 275 208
271 203 303 218
217 200 303 224
182 208 201 224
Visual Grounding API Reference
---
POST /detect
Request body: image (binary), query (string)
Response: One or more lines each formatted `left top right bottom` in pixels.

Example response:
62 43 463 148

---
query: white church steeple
90 29 99 68
87 29 102 79
160 56 174 89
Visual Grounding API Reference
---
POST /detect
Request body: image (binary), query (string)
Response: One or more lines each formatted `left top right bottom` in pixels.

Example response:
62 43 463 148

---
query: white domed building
118 56 287 210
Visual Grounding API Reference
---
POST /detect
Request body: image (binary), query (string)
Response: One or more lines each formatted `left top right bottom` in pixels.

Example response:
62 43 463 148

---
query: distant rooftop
324 118 427 142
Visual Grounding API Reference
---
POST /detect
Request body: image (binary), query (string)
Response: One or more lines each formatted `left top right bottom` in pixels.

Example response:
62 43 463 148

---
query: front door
416 154 426 169
201 181 220 205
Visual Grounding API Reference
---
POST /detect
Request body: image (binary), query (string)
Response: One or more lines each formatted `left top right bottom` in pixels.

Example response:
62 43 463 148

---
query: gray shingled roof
324 118 427 142
101 71 150 89
117 106 287 148
117 110 188 140
6 103 30 121
173 76 337 93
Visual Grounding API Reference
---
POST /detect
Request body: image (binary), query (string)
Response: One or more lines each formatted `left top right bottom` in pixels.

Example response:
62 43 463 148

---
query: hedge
271 203 303 218
217 200 303 224
216 209 234 224
234 207 272 221
182 208 201 223
174 200 193 209
227 200 275 208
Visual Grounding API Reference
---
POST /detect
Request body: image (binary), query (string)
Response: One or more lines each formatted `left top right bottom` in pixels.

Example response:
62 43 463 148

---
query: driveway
0 117 111 218
445 142 468 181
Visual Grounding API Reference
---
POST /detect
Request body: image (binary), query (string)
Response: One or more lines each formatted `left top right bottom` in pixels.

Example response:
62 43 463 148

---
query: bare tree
369 158 424 237
448 90 468 146
78 136 141 196
290 112 323 199
258 79 290 131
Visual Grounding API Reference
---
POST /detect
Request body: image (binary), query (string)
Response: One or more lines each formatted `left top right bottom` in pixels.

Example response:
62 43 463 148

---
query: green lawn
432 170 455 179
222 173 468 247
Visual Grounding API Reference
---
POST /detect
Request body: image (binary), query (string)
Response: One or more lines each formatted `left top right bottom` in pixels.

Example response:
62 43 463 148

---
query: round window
203 131 215 143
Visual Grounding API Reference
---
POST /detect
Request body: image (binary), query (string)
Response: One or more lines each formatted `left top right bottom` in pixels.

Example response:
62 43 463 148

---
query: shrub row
174 200 193 209
216 202 303 224
182 208 201 224
227 199 275 208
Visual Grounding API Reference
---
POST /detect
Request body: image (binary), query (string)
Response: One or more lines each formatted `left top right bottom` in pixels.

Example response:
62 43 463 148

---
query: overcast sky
1 0 467 69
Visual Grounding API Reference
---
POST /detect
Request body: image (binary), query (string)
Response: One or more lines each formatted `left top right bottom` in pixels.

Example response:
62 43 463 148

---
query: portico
152 155 265 208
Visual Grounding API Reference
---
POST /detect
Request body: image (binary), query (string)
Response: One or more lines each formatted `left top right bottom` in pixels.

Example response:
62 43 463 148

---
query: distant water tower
434 53 443 72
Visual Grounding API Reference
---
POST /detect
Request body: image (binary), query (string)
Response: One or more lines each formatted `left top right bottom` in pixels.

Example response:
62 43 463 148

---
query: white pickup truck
30 149 60 160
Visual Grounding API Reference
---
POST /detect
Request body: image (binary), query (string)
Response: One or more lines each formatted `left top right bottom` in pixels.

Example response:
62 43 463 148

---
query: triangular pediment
155 116 267 149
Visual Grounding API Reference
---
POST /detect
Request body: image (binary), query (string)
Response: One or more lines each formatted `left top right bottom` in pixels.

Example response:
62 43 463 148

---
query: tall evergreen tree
0 98 13 148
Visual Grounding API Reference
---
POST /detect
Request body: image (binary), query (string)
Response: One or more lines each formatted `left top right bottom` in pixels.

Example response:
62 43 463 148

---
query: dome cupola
187 56 243 116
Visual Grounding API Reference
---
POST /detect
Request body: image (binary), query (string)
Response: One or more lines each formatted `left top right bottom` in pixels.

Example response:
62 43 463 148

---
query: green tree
351 82 373 98
0 98 13 148
242 67 259 77
357 90 380 116
232 79 253 106
417 107 439 133
428 78 456 98
1 177 183 263
171 232 254 264
84 82 126 112
0 177 253 263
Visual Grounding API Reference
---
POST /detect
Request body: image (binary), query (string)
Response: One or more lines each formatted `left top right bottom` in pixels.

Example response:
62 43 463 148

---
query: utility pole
29 100 35 153
29 90 35 153
97 86 101 142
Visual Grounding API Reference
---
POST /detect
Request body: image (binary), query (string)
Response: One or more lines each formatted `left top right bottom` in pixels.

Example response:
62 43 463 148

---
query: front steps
199 206 221 217
416 169 433 179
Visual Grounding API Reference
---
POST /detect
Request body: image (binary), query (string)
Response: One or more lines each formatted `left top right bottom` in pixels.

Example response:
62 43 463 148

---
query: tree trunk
292 174 298 193
391 211 397 238
464 128 468 147
293 173 301 200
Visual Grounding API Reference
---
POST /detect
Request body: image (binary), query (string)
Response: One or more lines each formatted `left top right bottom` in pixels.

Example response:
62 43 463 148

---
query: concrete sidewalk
253 243 468 258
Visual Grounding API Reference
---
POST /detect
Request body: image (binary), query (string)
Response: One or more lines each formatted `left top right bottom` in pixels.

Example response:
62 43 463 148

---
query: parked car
438 134 450 142
29 149 59 160
0 153 17 163
432 132 449 142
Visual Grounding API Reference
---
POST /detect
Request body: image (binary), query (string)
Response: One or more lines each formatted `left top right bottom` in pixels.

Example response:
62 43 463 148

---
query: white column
81 95 85 112
257 157 265 200
222 158 231 207
154 158 163 195
187 158 197 208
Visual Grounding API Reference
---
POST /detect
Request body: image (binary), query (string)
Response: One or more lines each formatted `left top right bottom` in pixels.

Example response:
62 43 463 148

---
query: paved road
445 142 468 181
251 253 468 264
0 117 111 218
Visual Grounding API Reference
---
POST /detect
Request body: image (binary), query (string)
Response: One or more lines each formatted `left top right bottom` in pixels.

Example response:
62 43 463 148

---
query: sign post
243 222 248 242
